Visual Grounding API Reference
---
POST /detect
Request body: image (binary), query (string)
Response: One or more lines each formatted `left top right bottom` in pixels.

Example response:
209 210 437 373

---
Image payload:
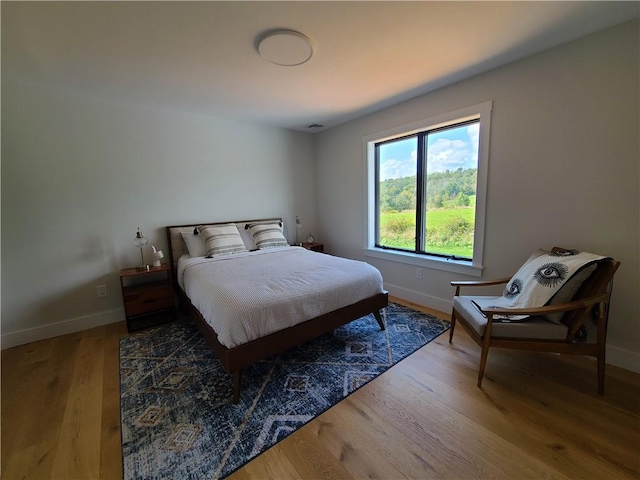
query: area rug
120 303 449 479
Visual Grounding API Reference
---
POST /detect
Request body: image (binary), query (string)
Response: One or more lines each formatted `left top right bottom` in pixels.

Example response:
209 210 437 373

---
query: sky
379 122 479 181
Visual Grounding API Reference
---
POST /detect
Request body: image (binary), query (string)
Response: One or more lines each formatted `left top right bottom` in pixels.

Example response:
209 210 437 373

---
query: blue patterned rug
120 303 449 479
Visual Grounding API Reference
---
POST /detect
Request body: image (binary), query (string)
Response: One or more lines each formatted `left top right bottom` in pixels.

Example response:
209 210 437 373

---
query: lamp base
136 265 150 271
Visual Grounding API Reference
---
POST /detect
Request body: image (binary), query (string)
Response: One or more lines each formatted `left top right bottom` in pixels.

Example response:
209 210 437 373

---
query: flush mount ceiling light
257 29 314 66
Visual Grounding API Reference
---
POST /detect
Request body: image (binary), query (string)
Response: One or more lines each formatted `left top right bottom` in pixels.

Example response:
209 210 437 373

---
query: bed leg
232 370 242 404
373 310 385 331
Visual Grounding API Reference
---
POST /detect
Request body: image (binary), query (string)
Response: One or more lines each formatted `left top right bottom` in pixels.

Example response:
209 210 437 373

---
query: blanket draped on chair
473 249 605 321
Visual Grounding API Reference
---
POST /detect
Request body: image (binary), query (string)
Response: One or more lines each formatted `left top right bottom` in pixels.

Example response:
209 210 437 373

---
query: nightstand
119 264 176 332
302 242 324 253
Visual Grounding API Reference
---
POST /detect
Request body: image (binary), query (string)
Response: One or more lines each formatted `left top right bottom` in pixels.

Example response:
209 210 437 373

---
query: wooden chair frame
449 251 620 394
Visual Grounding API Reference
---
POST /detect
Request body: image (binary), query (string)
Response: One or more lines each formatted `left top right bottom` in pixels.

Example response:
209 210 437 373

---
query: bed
166 218 388 403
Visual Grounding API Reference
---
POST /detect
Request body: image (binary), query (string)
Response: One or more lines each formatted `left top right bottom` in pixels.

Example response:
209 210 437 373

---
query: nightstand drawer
124 286 174 316
120 264 176 332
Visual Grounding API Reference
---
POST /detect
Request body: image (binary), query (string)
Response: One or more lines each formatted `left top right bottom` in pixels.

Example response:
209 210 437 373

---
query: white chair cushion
453 296 568 340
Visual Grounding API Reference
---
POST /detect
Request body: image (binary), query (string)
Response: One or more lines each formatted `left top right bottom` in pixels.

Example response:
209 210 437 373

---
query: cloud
427 133 478 174
379 123 479 178
380 150 416 181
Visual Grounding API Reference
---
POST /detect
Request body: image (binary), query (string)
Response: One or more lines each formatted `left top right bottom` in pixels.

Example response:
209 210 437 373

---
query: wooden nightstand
302 242 324 253
119 264 176 332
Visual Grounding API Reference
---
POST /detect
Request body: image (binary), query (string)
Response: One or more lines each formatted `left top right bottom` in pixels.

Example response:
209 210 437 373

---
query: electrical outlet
415 268 423 280
97 285 107 297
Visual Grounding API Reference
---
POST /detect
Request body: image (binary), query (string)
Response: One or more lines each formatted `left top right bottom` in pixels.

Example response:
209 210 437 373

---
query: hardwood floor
2 297 639 479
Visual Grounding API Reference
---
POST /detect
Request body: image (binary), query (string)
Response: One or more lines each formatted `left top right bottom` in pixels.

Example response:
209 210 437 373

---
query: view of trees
378 168 477 257
379 167 477 212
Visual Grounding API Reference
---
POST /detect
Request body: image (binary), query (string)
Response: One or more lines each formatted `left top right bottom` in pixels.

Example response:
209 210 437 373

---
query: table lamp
134 228 149 270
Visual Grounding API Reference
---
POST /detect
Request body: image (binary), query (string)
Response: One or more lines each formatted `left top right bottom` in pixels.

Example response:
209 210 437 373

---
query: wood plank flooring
2 297 639 479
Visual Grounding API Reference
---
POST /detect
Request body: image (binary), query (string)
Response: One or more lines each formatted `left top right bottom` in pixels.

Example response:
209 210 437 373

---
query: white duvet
177 246 384 348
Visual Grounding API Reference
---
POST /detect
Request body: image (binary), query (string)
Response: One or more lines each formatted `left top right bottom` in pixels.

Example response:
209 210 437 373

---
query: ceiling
3 1 638 132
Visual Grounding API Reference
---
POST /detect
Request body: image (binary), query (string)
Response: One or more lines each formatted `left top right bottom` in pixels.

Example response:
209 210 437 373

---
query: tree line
380 167 477 212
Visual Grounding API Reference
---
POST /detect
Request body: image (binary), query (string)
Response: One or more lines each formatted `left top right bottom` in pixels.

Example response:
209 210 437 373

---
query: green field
380 203 475 258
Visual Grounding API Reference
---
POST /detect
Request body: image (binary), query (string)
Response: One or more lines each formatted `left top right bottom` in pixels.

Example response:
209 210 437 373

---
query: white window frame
363 101 492 277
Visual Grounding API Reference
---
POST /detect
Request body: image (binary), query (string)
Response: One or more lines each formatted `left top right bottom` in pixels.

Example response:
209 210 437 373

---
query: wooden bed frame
166 218 389 404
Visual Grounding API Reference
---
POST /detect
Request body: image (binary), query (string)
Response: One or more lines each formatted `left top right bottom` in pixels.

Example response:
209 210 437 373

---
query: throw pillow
197 224 248 257
249 223 288 250
544 263 597 324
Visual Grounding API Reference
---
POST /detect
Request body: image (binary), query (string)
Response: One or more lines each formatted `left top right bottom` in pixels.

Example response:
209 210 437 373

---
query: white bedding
177 246 384 348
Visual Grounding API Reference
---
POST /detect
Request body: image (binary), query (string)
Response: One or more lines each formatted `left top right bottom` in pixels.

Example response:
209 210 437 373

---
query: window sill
363 247 483 277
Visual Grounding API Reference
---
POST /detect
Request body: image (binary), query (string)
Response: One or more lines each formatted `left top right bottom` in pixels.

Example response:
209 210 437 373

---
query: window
365 102 491 276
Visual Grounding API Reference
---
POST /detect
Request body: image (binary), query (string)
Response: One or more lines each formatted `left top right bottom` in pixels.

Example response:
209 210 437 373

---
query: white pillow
249 223 289 250
180 230 207 257
197 224 248 257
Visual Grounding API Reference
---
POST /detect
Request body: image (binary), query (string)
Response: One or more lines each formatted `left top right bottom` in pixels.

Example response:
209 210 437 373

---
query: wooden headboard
165 217 283 272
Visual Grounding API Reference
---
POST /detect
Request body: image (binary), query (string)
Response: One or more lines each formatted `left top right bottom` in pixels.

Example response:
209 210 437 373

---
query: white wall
1 82 316 347
315 20 640 371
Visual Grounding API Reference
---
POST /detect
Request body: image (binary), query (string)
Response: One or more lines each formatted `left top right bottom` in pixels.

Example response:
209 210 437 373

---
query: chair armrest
479 292 610 317
451 277 511 287
451 277 511 296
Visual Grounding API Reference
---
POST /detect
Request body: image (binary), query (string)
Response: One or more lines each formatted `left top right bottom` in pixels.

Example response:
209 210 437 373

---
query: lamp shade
134 228 149 248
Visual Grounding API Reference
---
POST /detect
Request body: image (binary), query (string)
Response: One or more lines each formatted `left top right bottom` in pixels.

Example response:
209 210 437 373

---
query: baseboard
384 282 452 315
385 282 640 374
606 344 640 373
1 308 125 349
3 291 639 374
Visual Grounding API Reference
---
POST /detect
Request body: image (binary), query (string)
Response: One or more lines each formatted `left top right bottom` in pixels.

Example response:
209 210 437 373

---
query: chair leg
477 317 494 388
477 347 490 387
449 289 460 343
596 302 607 395
449 310 456 343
